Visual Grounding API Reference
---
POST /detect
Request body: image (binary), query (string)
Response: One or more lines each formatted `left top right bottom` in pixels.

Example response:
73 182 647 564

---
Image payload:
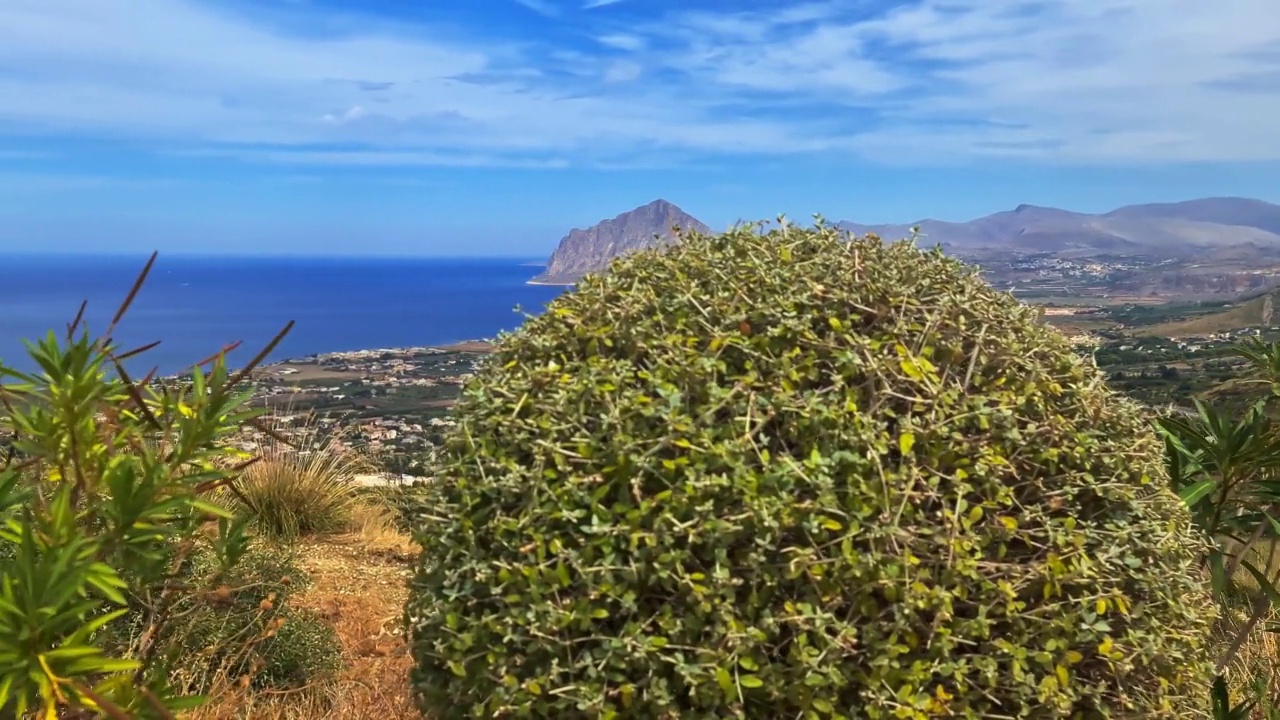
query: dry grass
229 416 377 541
1215 537 1280 712
1217 603 1280 713
191 533 420 720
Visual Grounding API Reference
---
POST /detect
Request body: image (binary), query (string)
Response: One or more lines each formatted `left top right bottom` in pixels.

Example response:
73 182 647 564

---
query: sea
0 255 568 377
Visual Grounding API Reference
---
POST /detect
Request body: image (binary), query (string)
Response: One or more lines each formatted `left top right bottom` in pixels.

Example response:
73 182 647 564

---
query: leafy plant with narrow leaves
0 253 293 718
1162 337 1280 716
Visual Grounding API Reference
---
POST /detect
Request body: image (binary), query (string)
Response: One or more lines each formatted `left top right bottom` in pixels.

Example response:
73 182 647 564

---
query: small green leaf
1177 479 1218 507
1241 559 1280 606
898 432 915 455
716 667 733 693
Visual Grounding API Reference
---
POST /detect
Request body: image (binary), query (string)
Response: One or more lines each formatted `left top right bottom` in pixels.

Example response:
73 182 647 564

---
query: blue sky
1 0 1279 257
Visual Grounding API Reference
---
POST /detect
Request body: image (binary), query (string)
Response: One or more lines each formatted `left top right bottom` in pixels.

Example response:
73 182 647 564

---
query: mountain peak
834 197 1280 255
531 200 709 285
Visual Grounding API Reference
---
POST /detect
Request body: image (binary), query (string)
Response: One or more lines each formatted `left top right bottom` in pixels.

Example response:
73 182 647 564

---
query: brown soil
192 535 420 720
435 340 494 353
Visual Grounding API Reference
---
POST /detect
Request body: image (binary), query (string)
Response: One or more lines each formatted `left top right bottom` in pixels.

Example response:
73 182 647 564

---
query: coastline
271 338 497 365
526 279 576 287
149 338 497 383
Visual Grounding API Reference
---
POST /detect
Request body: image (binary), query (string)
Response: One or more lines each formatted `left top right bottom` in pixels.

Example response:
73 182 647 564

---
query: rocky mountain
835 197 1280 256
531 197 1280 283
531 199 709 285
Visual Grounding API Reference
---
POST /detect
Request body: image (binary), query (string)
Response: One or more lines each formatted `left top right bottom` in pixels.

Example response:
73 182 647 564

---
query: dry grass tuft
226 413 378 541
192 535 420 720
345 497 418 560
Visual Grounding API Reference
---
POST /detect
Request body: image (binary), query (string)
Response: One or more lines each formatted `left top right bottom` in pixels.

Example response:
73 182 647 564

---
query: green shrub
406 223 1216 719
107 542 342 694
370 482 437 532
0 255 293 717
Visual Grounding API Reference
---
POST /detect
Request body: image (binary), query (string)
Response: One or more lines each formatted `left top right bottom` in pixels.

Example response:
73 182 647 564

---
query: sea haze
0 255 565 376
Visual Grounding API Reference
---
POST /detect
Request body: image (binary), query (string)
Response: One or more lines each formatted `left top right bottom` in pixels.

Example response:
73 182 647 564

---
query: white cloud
602 61 643 84
512 0 560 16
322 106 369 125
651 0 1280 163
583 0 625 8
215 149 575 168
1 0 1278 166
0 0 838 163
596 34 645 51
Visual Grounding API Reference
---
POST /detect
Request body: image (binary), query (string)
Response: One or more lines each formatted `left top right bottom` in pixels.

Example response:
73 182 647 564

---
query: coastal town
2 315 1274 487
135 341 495 484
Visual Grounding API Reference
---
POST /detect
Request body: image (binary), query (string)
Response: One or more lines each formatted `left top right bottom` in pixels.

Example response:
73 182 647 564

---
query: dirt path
195 537 420 720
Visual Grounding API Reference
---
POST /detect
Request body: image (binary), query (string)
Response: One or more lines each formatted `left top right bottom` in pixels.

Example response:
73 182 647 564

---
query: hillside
836 197 1280 256
532 197 1280 283
530 199 709 284
1138 287 1280 336
1105 197 1280 235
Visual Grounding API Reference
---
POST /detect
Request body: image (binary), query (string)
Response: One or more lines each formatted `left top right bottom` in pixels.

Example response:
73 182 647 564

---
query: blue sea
0 255 567 376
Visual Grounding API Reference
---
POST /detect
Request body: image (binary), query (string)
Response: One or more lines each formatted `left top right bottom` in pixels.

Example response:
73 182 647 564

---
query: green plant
406 222 1217 719
369 483 437 533
1160 338 1280 714
229 415 371 541
0 254 292 717
140 543 341 694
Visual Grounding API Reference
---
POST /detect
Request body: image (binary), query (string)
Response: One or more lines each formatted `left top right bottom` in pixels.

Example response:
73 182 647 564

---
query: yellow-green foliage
406 222 1216 719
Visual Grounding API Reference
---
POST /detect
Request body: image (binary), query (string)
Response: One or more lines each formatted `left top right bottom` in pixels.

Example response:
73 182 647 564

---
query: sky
1 0 1279 257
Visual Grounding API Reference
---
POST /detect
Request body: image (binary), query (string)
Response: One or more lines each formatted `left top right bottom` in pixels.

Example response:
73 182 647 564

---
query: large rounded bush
406 223 1215 719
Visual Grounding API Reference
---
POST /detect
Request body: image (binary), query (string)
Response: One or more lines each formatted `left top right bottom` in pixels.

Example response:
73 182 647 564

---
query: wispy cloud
601 61 643 84
595 33 645 51
0 172 191 192
204 148 575 169
1 0 1278 167
640 0 1280 163
583 0 626 8
512 0 560 16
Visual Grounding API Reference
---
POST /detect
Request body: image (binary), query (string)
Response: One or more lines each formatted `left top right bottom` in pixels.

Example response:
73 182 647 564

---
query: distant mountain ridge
531 199 709 284
532 197 1280 283
835 197 1280 256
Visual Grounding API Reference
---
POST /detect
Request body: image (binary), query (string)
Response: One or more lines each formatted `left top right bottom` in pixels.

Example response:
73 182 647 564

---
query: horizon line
0 251 551 263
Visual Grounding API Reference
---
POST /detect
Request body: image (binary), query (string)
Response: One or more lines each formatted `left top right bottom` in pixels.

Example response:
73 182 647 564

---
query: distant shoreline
274 339 497 365
526 279 575 287
150 339 498 383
